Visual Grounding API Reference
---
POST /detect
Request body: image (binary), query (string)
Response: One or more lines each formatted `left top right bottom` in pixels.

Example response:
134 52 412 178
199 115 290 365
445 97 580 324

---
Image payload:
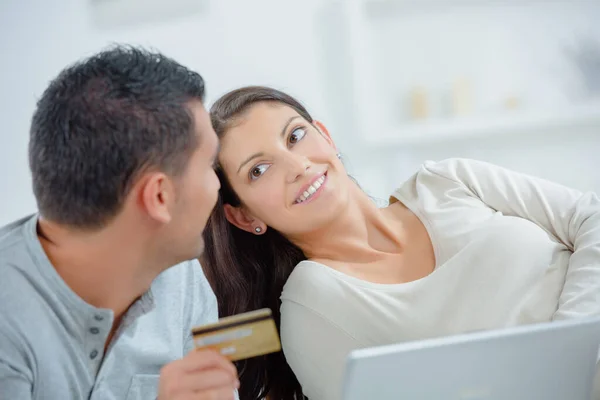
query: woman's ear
223 204 267 235
314 120 337 150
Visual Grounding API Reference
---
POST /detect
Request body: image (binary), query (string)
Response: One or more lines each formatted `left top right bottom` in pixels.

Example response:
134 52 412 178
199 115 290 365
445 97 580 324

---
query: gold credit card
191 308 281 362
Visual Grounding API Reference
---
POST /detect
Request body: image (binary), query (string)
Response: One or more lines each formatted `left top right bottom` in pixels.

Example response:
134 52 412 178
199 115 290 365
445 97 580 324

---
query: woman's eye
289 127 307 145
249 164 269 180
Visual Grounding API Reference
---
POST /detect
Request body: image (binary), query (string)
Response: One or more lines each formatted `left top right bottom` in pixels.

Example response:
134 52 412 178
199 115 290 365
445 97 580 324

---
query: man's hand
158 349 239 400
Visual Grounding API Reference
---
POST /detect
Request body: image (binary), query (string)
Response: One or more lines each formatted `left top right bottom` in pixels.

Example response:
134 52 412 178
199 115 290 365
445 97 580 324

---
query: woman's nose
285 154 310 183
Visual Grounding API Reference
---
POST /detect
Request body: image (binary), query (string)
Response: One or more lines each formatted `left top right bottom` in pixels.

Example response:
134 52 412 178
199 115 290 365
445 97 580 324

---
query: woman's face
218 102 351 237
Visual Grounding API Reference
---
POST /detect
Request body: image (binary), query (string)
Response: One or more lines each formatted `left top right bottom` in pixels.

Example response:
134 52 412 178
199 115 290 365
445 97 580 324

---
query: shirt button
90 327 100 334
90 350 99 360
94 315 104 321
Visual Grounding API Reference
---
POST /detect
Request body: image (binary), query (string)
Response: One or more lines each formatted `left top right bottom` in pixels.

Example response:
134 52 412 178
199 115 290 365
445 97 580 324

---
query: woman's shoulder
282 260 338 299
401 158 500 188
281 259 363 310
391 158 493 204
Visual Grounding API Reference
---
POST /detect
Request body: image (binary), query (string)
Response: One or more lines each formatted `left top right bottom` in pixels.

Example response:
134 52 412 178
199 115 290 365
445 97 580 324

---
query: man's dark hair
29 45 205 229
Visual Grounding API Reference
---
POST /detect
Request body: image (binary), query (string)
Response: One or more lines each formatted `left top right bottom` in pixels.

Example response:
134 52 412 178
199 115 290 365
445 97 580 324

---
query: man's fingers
181 349 237 378
179 368 239 392
158 350 239 400
195 387 237 400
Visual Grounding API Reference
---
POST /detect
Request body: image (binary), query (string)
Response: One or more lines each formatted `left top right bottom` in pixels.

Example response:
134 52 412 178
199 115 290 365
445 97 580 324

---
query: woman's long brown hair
200 87 313 400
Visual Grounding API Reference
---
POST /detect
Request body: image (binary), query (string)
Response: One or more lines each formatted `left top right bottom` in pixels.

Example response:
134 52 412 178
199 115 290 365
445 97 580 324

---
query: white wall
1 0 599 225
0 0 338 225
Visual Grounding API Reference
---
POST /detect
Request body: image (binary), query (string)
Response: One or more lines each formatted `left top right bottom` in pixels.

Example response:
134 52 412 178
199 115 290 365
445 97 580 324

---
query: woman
200 86 600 400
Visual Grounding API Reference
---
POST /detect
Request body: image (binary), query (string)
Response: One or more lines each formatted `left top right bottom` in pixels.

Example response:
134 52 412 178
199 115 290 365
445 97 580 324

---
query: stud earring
336 153 341 159
254 227 262 234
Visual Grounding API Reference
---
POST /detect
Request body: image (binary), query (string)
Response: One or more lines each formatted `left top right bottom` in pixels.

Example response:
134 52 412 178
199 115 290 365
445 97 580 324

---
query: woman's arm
422 158 600 320
280 300 365 400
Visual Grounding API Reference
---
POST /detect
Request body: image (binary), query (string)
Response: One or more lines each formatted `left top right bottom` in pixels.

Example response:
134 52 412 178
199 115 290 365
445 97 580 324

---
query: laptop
342 317 600 400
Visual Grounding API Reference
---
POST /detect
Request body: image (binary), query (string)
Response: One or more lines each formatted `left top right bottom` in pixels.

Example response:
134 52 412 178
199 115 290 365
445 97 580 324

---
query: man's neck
37 217 161 320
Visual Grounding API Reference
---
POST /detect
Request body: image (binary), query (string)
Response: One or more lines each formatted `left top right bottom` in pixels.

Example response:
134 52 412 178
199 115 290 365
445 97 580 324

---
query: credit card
191 308 281 361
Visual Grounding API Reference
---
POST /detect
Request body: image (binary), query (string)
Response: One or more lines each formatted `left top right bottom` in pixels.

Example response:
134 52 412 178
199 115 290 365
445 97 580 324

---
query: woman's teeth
295 175 326 204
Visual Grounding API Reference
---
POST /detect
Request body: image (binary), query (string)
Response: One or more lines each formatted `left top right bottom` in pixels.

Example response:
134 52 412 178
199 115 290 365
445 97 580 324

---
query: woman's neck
290 185 408 264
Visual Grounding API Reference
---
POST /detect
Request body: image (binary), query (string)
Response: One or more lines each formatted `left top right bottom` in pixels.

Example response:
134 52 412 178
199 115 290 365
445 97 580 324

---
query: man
0 45 238 399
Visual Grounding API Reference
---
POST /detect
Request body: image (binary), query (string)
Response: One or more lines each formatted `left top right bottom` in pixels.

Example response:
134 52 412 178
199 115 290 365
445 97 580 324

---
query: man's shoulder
152 259 215 300
151 259 218 326
0 214 34 254
0 218 46 373
0 216 39 311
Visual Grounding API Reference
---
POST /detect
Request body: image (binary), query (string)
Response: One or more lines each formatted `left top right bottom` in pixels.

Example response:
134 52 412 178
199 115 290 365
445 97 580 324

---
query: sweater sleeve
422 158 600 320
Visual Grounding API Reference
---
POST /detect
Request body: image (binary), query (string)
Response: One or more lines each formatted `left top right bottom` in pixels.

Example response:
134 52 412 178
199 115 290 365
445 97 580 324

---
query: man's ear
138 172 173 224
223 204 267 235
314 120 337 150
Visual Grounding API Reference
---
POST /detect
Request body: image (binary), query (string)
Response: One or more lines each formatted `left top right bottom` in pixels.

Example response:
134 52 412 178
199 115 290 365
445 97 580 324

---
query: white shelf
329 1 600 150
362 0 596 8
366 100 600 148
